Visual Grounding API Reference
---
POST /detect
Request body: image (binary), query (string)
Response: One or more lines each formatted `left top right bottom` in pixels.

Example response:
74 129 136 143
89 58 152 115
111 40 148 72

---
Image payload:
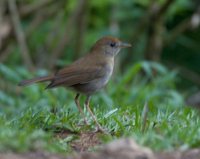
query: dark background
1 0 200 92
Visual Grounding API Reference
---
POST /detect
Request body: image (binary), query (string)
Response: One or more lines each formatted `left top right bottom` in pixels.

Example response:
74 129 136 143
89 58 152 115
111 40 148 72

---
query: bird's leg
85 95 106 133
74 93 88 125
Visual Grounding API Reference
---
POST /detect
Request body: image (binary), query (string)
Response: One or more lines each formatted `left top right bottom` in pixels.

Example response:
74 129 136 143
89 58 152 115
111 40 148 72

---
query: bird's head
91 36 131 57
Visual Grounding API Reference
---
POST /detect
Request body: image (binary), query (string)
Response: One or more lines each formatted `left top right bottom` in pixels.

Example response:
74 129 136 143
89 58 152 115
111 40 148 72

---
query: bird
18 36 131 132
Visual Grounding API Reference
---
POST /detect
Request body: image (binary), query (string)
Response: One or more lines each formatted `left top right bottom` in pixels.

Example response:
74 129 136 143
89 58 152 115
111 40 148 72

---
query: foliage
0 63 199 152
0 0 200 154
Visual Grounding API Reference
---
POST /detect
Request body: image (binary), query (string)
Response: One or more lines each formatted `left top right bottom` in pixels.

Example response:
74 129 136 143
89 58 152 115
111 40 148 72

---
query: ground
0 135 200 159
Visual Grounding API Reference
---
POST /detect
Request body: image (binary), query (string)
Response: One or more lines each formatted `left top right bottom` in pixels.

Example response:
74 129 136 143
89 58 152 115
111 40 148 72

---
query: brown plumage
19 36 131 132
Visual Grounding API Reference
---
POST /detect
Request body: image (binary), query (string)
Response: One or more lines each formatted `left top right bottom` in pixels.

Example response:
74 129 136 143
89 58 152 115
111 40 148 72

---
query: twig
19 0 55 17
165 6 200 46
26 1 64 37
0 45 13 63
128 0 175 61
74 0 88 58
128 1 154 47
8 0 34 70
0 0 10 51
152 0 175 21
144 0 175 61
0 22 11 53
48 0 88 68
0 0 5 22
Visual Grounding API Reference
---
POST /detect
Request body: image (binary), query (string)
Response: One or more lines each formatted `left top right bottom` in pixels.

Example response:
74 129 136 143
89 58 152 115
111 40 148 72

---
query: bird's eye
110 42 116 47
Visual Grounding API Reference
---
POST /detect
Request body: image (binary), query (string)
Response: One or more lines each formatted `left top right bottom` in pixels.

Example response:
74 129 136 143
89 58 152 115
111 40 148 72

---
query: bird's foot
83 119 89 125
93 126 109 134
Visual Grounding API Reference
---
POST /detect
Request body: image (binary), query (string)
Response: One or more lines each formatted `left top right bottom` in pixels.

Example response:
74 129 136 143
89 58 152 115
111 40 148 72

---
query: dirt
1 148 200 159
54 129 102 152
1 149 200 159
0 134 200 159
156 149 200 159
70 132 102 151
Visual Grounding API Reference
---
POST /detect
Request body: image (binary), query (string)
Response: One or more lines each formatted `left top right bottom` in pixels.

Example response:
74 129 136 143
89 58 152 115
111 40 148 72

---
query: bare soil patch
0 137 199 159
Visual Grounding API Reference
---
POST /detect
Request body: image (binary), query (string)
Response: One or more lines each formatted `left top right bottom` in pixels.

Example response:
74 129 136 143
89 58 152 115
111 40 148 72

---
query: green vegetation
0 62 199 152
0 0 200 154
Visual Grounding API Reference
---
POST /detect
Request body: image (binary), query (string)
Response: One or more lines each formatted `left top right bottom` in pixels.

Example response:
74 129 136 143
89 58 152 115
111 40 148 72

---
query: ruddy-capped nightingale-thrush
19 36 131 132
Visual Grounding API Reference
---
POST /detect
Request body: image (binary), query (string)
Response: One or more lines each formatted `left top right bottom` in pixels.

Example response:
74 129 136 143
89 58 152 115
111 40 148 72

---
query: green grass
0 62 199 153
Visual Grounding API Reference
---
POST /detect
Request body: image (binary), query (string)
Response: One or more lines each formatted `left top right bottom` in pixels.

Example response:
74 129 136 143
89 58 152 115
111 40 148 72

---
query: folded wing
46 64 105 89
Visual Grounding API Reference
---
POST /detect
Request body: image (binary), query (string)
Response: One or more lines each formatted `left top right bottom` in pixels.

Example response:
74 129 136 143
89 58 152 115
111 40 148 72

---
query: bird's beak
119 42 132 48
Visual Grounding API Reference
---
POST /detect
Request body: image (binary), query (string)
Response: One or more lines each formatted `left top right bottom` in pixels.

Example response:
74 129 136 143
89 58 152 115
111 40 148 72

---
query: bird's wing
46 64 106 89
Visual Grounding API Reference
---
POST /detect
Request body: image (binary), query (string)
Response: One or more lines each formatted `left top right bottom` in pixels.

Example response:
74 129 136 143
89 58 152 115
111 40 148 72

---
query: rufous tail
18 75 53 86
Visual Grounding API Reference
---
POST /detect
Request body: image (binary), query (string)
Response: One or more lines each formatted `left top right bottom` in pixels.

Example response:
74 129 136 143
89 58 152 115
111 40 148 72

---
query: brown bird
19 36 131 132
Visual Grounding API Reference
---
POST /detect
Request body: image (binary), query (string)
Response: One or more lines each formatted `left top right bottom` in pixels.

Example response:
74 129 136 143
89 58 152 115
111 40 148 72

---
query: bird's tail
18 75 53 86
